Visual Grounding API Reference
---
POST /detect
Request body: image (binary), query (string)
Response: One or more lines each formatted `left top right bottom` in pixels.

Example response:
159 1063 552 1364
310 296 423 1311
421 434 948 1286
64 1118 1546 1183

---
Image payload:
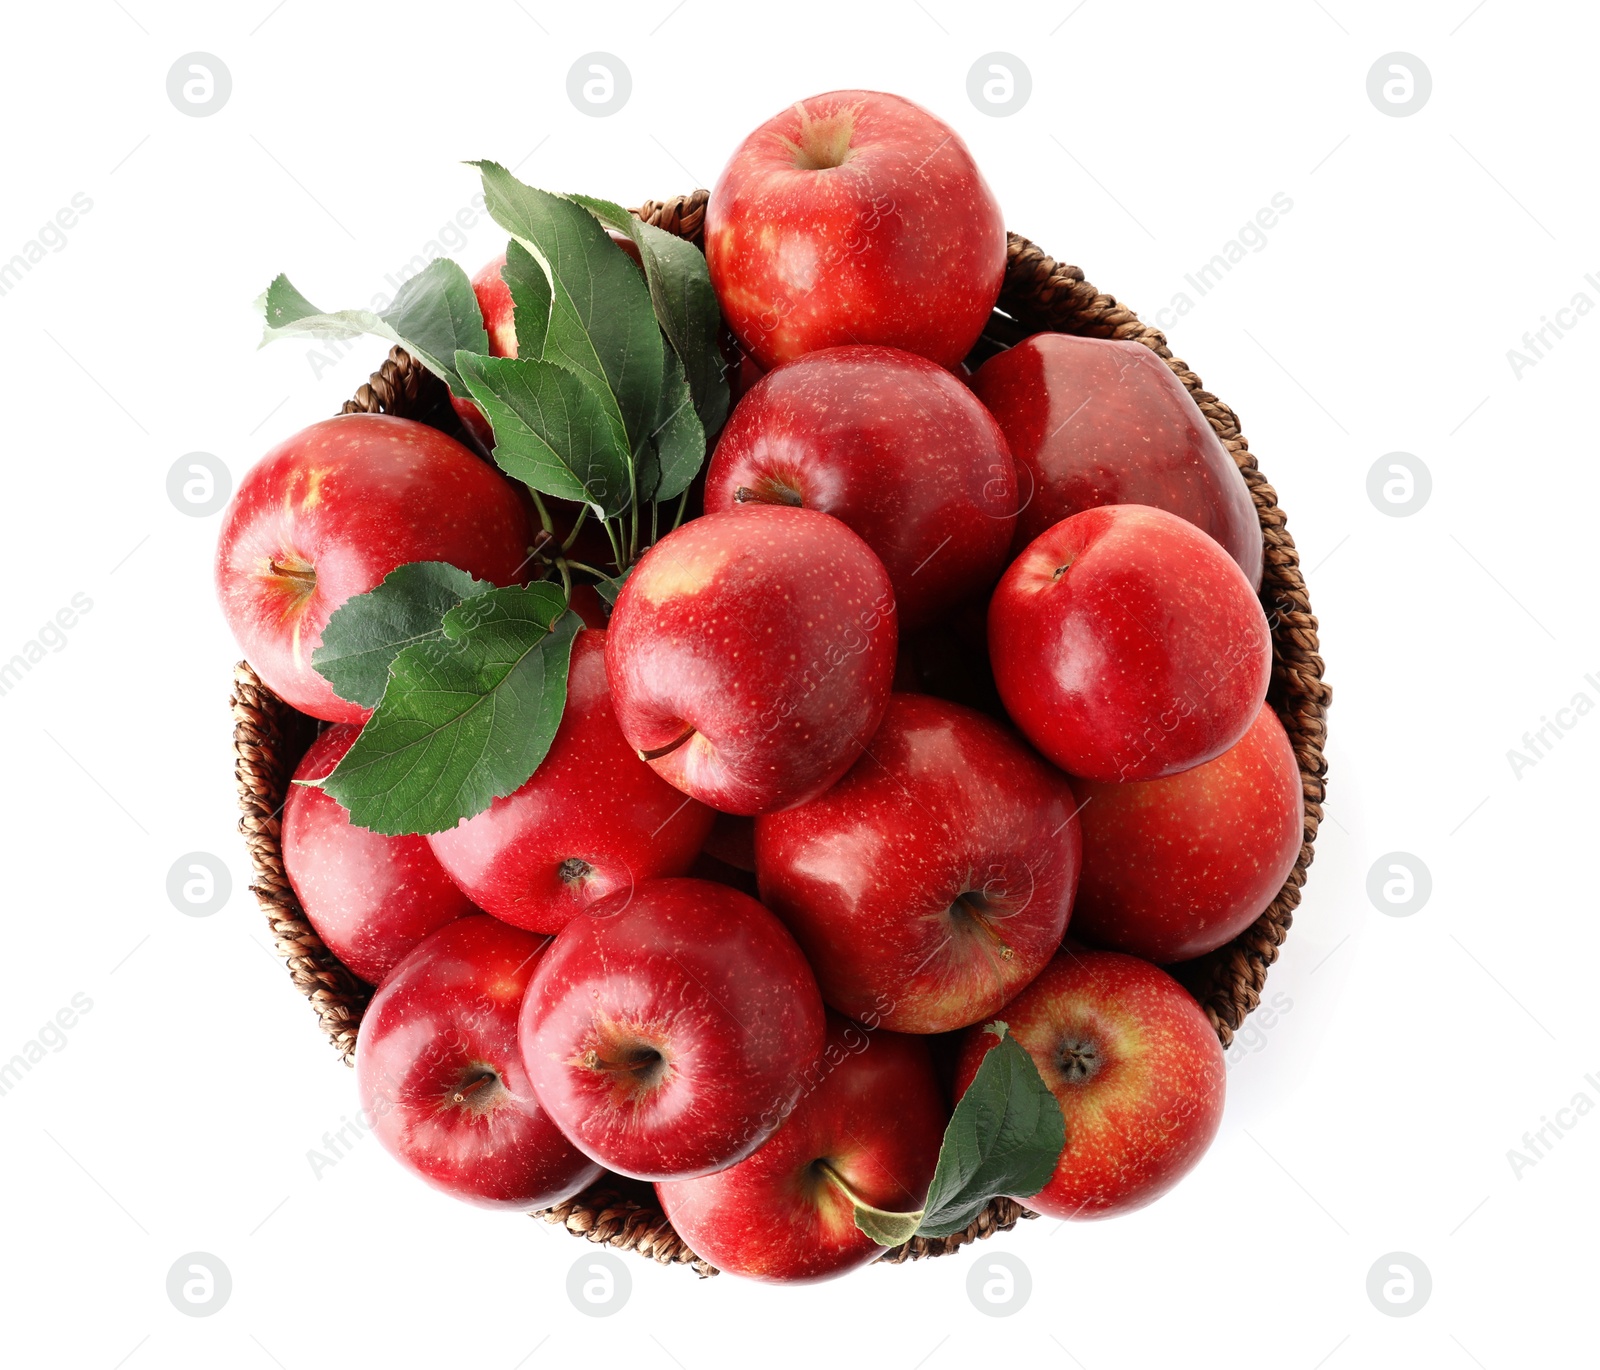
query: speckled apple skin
449 252 518 444
988 504 1271 783
1070 702 1304 963
215 414 533 724
704 346 1018 629
954 950 1225 1219
657 1013 947 1283
604 506 897 816
705 90 1006 372
470 251 517 357
356 916 602 1210
427 631 713 934
971 334 1263 586
283 724 477 984
755 694 1082 1034
519 878 827 1180
467 238 638 361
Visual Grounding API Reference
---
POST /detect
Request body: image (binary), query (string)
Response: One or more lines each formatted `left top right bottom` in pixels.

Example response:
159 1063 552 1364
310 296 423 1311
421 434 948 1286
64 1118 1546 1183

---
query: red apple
657 1013 947 1282
448 252 517 450
604 506 897 815
703 346 1018 629
1070 701 1303 963
971 334 1263 586
283 724 477 983
427 630 713 934
706 90 1005 372
988 504 1270 783
756 693 1082 1034
518 878 826 1180
954 950 1225 1218
448 395 496 454
356 916 602 1209
566 583 609 630
215 414 533 723
469 252 516 358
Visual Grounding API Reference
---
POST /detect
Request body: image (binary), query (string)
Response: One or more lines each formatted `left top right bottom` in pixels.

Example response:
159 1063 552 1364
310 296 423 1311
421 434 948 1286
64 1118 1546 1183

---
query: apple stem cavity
950 892 1016 960
450 1067 501 1108
734 479 804 509
581 1039 671 1098
777 103 861 171
267 553 318 603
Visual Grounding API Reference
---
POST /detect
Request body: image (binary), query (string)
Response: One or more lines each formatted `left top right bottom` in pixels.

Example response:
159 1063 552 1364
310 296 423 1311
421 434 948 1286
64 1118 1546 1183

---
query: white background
1 1 1594 1365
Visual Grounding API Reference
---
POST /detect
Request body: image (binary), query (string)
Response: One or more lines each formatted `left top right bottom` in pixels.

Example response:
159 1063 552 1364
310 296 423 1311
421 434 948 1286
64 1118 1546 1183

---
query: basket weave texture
229 190 1330 1276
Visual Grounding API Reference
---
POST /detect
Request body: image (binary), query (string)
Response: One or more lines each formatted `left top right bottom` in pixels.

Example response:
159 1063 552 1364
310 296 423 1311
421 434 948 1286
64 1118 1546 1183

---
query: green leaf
850 1205 924 1248
500 239 552 359
820 1162 924 1247
594 568 631 608
318 587 580 836
471 163 663 452
256 261 488 398
312 562 493 709
457 351 633 518
636 341 706 505
570 194 729 433
890 1022 1065 1242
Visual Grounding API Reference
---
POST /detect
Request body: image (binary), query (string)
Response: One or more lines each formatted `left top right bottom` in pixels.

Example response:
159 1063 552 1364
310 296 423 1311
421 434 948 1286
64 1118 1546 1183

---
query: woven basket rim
229 189 1330 1277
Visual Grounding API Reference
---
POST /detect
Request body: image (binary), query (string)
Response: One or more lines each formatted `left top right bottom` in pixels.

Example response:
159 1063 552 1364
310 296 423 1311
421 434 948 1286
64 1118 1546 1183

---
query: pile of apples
217 90 1305 1283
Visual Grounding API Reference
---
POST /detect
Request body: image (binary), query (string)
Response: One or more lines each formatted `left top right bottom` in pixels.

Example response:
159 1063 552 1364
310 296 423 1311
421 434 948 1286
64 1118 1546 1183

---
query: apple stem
267 556 317 598
953 894 1015 959
816 1161 925 1247
638 726 696 763
560 503 590 554
734 482 803 509
600 517 628 577
452 1069 498 1105
527 489 556 540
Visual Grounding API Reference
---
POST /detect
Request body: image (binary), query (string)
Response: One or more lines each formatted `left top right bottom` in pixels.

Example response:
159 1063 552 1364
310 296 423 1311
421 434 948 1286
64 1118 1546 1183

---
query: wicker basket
230 191 1330 1277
